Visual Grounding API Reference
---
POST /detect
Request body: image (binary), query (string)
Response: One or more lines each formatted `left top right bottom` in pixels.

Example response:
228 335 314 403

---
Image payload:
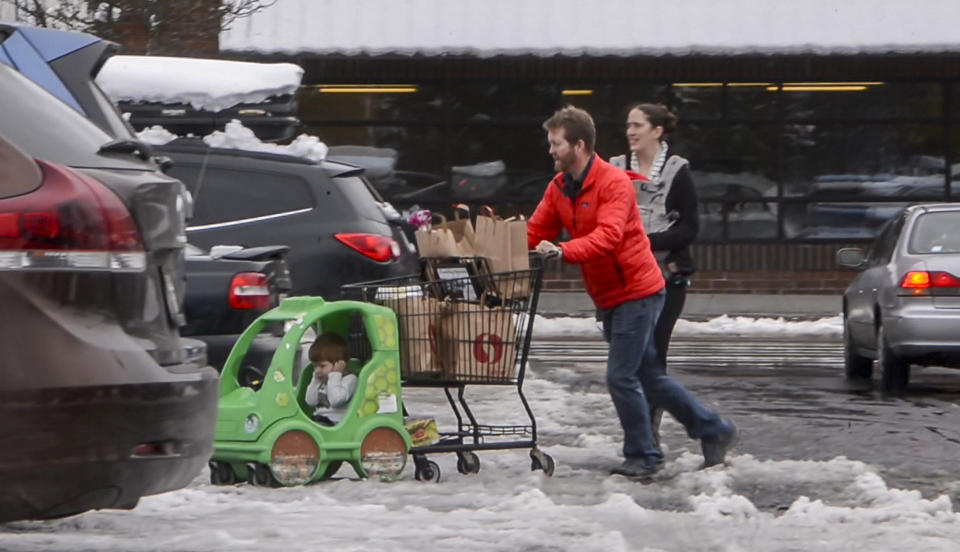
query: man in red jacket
529 106 736 478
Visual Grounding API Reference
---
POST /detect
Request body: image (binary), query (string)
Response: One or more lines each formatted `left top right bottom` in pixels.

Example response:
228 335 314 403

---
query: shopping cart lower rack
341 256 554 481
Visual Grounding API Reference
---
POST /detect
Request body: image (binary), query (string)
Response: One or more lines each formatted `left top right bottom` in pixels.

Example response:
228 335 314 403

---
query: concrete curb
537 291 841 319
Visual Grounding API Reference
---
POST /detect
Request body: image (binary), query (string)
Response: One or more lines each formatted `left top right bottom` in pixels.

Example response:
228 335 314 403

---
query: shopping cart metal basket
341 255 555 481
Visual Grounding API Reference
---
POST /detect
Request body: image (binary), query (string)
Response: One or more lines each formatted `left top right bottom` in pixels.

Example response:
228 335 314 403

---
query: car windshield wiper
97 139 154 161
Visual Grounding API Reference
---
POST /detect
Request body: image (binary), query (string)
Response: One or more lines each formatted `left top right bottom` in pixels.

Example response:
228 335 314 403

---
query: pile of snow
532 314 843 339
97 56 303 112
137 120 328 162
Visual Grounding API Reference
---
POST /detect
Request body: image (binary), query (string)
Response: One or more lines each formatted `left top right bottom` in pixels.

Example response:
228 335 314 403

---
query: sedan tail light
335 233 401 262
900 270 960 290
229 272 271 309
0 161 146 272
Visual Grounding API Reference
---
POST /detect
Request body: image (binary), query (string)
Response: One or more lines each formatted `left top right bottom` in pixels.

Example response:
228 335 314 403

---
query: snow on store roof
97 56 303 112
221 0 960 57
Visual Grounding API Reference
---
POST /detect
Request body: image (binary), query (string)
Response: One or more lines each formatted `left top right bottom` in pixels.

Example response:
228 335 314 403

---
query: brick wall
542 242 862 294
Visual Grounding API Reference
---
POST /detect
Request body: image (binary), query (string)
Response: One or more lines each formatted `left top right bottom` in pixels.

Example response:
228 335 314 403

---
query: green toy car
209 296 411 486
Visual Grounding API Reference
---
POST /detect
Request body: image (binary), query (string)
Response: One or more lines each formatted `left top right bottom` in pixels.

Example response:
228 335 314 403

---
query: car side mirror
836 247 866 269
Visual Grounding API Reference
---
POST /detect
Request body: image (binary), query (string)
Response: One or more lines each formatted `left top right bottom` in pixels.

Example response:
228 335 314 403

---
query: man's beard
553 150 577 173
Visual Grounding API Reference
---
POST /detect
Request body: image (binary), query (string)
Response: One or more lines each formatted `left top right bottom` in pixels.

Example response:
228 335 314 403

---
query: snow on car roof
138 120 327 162
97 55 303 112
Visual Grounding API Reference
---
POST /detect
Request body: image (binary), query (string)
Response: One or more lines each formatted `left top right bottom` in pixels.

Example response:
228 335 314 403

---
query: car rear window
333 175 386 222
0 133 42 198
170 165 315 226
909 211 960 254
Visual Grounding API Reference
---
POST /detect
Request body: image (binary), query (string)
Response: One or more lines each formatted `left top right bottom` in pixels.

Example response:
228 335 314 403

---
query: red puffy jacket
527 154 664 309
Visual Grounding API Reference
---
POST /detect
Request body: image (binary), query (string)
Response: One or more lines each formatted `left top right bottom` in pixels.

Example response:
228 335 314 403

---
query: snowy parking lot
4 317 960 552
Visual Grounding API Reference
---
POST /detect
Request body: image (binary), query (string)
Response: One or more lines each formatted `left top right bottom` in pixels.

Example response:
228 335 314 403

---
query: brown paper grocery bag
379 289 449 378
415 210 475 258
474 210 530 297
439 300 518 382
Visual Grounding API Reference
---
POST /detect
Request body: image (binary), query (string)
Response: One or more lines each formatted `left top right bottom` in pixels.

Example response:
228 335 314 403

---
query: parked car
836 203 960 393
157 139 419 299
183 243 292 370
0 89 218 524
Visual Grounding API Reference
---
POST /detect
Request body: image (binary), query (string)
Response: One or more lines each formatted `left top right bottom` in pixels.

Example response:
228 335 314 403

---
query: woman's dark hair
627 103 678 138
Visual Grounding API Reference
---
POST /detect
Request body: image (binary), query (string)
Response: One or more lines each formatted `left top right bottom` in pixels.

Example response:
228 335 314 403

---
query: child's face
314 360 344 378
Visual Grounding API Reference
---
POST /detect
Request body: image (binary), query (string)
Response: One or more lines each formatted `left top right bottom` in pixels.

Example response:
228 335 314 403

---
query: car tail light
0 161 146 272
900 270 960 289
335 233 401 262
229 272 271 309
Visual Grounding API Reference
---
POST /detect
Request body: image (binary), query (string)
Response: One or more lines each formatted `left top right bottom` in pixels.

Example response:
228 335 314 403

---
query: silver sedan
836 203 960 393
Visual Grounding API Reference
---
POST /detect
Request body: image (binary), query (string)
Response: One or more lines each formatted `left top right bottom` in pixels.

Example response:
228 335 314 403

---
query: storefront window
298 84 443 123
783 123 945 197
448 83 562 124
727 83 779 120
699 200 778 242
664 84 724 120
783 82 942 120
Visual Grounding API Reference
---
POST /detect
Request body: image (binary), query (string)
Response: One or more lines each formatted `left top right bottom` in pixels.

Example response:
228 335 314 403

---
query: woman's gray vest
609 154 689 235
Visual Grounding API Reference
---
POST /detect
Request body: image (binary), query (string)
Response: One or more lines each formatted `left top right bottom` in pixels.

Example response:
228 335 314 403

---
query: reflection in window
448 83 562 123
783 82 942 120
783 124 945 197
698 200 778 242
664 84 724 120
727 83 779 120
298 84 443 122
782 201 904 240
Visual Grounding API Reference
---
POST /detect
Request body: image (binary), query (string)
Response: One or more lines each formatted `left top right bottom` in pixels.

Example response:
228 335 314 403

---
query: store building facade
221 0 960 293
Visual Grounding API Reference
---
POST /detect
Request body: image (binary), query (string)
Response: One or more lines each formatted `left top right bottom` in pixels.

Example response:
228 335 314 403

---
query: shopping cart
341 255 554 481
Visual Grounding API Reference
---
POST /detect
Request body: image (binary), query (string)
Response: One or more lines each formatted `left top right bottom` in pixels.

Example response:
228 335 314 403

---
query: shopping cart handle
531 248 560 259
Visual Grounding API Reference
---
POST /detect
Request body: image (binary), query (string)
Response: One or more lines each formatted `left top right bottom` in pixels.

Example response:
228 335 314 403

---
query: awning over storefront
221 0 960 57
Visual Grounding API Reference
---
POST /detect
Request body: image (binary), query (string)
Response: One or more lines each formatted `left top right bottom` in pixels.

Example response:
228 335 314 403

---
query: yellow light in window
768 85 869 92
313 84 419 94
561 89 594 96
784 82 884 86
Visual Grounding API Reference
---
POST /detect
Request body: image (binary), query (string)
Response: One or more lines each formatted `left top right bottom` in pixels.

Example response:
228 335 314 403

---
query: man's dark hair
542 105 596 153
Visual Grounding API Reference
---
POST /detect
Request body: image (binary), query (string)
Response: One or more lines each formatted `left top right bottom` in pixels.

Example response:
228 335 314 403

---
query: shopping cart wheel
530 449 555 477
413 455 441 483
456 451 481 474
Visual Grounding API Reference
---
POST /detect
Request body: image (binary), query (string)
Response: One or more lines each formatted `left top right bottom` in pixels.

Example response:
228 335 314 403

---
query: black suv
158 139 418 299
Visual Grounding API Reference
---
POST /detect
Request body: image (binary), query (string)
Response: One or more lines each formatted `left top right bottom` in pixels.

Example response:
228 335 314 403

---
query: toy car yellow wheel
269 429 320 486
360 427 407 481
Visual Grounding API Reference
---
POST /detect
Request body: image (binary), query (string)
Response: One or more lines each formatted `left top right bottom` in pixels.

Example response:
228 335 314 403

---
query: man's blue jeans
600 292 725 465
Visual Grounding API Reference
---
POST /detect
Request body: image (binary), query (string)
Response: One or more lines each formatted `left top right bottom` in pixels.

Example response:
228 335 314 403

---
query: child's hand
332 360 346 373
